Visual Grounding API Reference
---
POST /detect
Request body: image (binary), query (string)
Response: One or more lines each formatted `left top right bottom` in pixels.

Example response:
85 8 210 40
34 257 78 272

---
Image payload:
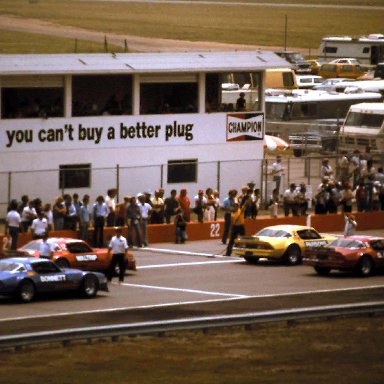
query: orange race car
17 237 136 273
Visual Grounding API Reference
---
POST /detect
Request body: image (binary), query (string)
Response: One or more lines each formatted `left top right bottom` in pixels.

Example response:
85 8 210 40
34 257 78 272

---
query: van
265 68 297 90
296 75 324 89
318 63 366 79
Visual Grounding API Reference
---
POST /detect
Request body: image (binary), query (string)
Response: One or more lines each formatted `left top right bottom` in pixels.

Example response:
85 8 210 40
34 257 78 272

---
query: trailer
318 34 384 65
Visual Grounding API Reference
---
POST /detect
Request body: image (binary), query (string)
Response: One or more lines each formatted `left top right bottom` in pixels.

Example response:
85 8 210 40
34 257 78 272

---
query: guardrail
1 301 383 351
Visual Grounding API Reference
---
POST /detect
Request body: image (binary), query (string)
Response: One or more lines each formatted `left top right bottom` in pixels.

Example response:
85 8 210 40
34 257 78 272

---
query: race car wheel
283 245 302 266
80 275 99 298
56 258 70 269
244 256 260 264
17 280 35 303
356 256 374 277
314 266 331 276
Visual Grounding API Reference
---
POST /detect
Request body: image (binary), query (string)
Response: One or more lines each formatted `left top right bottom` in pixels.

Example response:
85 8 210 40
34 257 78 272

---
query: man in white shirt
31 212 49 239
5 200 21 250
138 193 152 247
283 183 299 216
107 227 129 283
271 155 284 194
39 233 54 259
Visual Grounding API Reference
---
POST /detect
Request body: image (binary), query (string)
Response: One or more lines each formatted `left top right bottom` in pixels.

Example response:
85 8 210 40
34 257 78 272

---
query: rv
265 88 382 140
318 34 384 65
339 102 384 153
0 51 288 216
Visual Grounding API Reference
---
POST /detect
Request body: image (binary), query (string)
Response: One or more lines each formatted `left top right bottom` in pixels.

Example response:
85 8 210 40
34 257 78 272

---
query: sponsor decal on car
75 254 98 262
304 240 328 247
40 275 66 282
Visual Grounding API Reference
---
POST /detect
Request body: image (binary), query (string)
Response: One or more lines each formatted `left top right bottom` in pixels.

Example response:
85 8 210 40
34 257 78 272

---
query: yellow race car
233 225 336 265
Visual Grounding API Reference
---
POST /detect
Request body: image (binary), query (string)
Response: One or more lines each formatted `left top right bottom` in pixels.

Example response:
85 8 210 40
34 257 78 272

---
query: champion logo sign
226 113 264 141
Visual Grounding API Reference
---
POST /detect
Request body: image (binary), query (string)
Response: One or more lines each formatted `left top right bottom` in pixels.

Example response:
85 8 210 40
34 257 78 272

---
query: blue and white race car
0 257 109 303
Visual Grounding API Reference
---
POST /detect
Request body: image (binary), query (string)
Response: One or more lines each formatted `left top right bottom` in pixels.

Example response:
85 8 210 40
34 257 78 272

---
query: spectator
174 209 188 244
375 167 384 185
213 190 220 220
138 193 152 247
268 188 280 218
63 194 77 230
314 185 328 215
338 151 350 186
5 200 21 251
372 181 382 211
221 189 238 245
296 184 309 216
340 183 354 213
42 203 53 232
126 196 142 248
52 195 66 231
283 183 298 216
355 181 366 212
164 189 180 224
177 189 191 222
115 195 131 227
271 156 284 194
105 188 117 227
193 189 207 223
320 158 334 180
92 195 109 247
151 189 164 224
31 211 49 239
204 188 216 222
17 195 29 215
79 194 91 241
361 159 376 211
21 200 37 233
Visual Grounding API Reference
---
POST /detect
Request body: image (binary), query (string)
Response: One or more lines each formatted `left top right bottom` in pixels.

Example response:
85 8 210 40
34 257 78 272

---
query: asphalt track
1 230 384 338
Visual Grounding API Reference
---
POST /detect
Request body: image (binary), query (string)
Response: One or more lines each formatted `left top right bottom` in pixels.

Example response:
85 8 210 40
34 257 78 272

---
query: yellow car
233 225 336 265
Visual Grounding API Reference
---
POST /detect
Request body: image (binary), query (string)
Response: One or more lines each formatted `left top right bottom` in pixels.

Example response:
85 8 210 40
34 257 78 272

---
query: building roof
0 51 290 75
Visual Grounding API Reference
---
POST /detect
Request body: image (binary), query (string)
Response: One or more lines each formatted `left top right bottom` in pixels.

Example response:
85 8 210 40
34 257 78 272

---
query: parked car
17 237 136 272
0 257 108 303
329 58 361 65
312 77 355 91
318 63 366 79
374 62 384 79
233 225 336 266
306 59 322 75
296 75 324 89
303 236 384 277
274 51 311 73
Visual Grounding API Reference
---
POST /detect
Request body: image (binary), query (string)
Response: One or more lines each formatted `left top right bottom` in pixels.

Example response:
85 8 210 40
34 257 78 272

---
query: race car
17 237 136 272
303 236 384 277
0 257 108 303
233 224 336 265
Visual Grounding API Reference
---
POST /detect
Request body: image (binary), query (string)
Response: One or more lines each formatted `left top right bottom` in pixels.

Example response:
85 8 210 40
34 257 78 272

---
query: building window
59 164 91 189
72 75 132 116
206 72 261 113
362 47 370 54
167 159 197 183
140 83 198 115
1 88 64 119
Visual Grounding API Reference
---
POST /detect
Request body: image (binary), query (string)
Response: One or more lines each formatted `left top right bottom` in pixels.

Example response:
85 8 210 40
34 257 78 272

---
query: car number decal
40 275 66 282
305 240 328 247
75 255 98 262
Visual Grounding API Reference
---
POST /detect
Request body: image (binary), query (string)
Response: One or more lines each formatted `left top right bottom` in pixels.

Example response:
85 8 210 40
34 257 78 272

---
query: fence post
116 164 120 203
8 172 11 205
217 161 221 195
160 164 164 188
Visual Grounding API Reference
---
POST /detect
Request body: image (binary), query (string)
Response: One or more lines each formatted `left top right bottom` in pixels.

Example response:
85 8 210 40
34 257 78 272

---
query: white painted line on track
120 282 249 298
1 285 383 323
135 246 228 258
137 259 244 269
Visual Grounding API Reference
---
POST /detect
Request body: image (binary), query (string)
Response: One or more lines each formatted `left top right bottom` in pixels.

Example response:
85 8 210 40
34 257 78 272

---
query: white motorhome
318 34 384 65
0 51 288 216
265 88 382 140
339 102 384 153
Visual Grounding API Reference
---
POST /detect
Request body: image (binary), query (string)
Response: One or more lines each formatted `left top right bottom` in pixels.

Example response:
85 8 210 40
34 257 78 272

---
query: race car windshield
0 261 27 273
256 229 291 238
329 239 364 249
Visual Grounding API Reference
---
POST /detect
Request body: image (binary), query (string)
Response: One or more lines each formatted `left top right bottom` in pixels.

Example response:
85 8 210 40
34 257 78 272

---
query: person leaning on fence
5 200 21 251
283 183 298 216
107 227 129 283
92 195 109 247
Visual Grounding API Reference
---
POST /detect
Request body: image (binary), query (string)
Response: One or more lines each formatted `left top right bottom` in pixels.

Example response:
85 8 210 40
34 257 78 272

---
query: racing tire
283 245 302 266
17 279 36 303
244 256 260 264
314 266 331 276
55 258 70 269
355 256 374 277
80 274 99 298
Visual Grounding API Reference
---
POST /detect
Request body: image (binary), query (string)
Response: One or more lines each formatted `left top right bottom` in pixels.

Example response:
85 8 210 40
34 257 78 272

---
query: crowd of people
4 149 384 252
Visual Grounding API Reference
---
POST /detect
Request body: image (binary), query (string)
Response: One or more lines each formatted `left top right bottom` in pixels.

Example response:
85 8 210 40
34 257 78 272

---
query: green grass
0 0 383 53
0 29 126 54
